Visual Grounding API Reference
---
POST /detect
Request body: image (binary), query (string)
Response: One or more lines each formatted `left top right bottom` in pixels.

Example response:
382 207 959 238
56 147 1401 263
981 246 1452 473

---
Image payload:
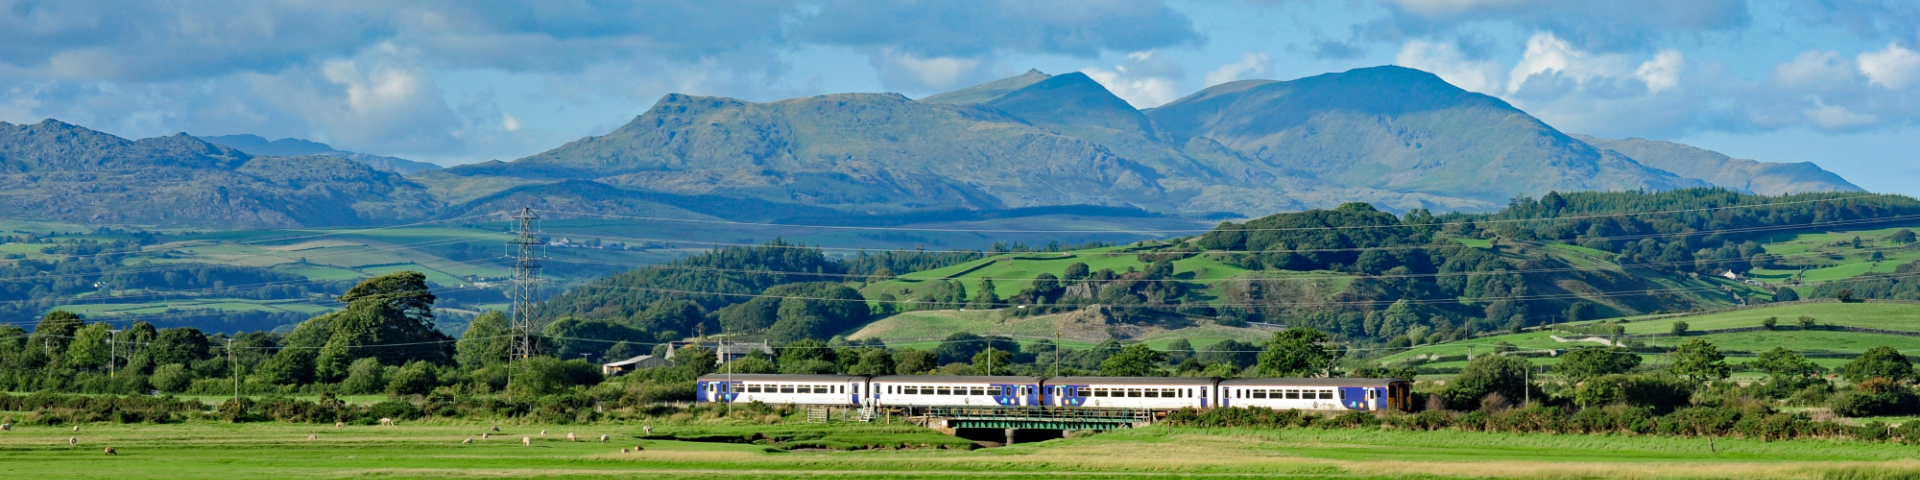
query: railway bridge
915 406 1156 445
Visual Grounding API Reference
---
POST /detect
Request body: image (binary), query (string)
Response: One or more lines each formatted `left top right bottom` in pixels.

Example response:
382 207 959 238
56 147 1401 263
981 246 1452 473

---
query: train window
1338 389 1346 399
1143 389 1159 398
779 384 793 394
1319 390 1333 399
964 387 977 396
1285 389 1299 399
992 386 1004 396
1122 388 1137 398
1075 388 1089 398
731 384 743 393
853 385 860 394
1251 390 1266 399
936 386 951 395
746 384 760 393
1163 389 1175 397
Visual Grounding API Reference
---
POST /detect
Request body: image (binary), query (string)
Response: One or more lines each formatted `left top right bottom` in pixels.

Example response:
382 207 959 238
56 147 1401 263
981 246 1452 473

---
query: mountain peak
919 69 1052 105
984 71 1152 133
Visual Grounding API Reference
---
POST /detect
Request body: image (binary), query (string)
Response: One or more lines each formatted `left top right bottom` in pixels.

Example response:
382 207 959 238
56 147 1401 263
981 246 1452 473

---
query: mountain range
199 134 442 175
0 66 1863 229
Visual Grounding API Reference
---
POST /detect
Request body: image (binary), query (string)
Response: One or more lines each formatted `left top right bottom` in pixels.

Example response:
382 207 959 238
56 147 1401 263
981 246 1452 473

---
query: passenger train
696 374 1411 412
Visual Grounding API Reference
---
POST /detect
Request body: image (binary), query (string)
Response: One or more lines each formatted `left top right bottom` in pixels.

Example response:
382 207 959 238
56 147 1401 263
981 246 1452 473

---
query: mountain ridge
200 134 442 175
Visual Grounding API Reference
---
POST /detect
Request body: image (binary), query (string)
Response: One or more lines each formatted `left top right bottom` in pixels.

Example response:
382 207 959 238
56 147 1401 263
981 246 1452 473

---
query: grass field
845 309 1278 349
1376 302 1920 373
5 420 1920 478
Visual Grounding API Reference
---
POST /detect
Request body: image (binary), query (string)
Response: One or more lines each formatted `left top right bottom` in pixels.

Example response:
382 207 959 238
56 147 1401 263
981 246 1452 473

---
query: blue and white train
696 374 1410 412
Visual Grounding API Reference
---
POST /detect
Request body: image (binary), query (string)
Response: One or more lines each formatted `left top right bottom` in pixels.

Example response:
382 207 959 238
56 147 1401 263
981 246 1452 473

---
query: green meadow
5 420 1920 479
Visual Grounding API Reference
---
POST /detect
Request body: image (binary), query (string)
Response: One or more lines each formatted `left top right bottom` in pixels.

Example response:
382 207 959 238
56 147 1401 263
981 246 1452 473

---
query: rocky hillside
0 120 436 228
444 65 1849 219
1570 134 1861 196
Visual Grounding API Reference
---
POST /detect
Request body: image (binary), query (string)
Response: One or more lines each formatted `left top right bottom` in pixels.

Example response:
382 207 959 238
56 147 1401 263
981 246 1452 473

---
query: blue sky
1 0 1916 194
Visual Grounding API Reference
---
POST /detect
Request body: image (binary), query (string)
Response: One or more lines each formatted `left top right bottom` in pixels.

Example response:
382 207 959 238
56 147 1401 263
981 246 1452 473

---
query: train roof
1217 377 1408 387
869 375 1044 383
1045 376 1218 385
696 374 867 382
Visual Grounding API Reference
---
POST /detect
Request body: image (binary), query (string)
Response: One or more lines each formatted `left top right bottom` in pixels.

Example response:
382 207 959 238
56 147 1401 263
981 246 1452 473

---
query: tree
340 358 387 394
149 327 213 366
455 311 513 367
1165 338 1193 364
1750 347 1818 380
541 317 652 361
1063 262 1091 281
1556 346 1641 382
845 347 895 376
1670 321 1689 336
1762 317 1778 330
63 323 112 370
1841 346 1915 383
972 277 1000 308
1442 354 1534 408
1669 339 1730 383
28 310 84 357
893 349 937 375
1836 289 1856 303
1098 344 1167 377
1798 315 1817 329
777 339 836 374
1774 287 1800 302
1255 328 1336 377
1892 229 1917 245
973 347 1014 376
313 272 454 380
385 361 438 396
150 363 193 393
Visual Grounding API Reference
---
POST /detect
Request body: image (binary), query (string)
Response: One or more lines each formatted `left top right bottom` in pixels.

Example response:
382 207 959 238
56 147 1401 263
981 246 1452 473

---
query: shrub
1833 380 1920 417
1762 317 1777 330
1671 321 1689 336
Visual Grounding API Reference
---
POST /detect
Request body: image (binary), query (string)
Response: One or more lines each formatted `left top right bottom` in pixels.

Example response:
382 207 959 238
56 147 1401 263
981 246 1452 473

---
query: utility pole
108 329 119 377
227 338 237 404
507 207 543 398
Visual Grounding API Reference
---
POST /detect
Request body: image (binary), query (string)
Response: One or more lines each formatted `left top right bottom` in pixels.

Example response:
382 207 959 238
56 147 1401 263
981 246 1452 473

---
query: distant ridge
201 134 441 175
1570 134 1860 196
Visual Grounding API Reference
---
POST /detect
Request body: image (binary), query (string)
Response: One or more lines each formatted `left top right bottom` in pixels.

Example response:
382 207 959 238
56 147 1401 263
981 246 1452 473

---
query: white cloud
1504 33 1683 97
870 48 985 91
1804 99 1880 130
502 113 521 131
1393 39 1505 93
1773 50 1859 90
1081 51 1184 108
1204 52 1272 87
1858 42 1920 90
1635 49 1684 94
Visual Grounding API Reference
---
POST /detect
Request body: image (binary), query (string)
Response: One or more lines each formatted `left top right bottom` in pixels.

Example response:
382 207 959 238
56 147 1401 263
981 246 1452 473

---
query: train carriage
1044 376 1216 409
696 374 866 406
1217 378 1409 412
868 375 1043 407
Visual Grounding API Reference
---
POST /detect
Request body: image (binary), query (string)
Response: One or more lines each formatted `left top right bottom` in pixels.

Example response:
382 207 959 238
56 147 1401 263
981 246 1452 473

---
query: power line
530 193 1901 234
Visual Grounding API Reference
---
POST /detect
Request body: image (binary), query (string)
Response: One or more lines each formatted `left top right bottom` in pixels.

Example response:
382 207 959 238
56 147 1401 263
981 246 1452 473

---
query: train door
1388 382 1410 412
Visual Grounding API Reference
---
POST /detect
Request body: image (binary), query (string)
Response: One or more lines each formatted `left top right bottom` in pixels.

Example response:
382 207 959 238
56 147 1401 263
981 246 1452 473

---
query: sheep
307 435 317 441
566 432 577 442
335 422 345 428
103 447 116 455
633 445 644 451
620 448 628 453
491 426 500 432
462 438 473 445
1 423 11 431
539 429 547 436
643 425 653 436
379 418 394 426
68 437 77 446
521 437 531 446
481 433 490 439
72 426 80 433
599 434 609 443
